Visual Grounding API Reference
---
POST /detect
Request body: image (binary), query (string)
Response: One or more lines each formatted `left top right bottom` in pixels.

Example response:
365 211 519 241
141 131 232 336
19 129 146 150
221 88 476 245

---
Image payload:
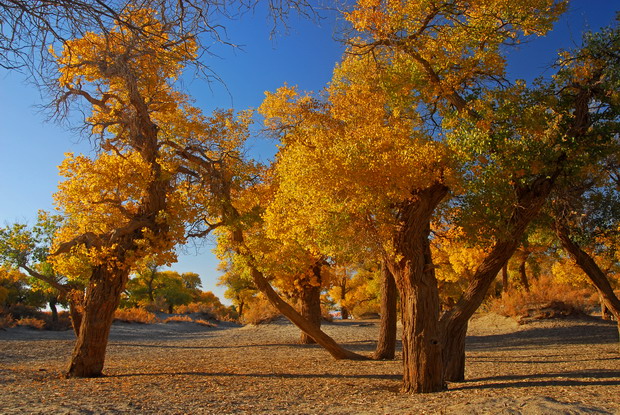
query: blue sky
0 1 617 304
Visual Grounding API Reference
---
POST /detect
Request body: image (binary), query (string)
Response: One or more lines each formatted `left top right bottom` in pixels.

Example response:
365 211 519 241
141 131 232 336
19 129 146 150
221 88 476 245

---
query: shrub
163 315 193 323
0 313 15 329
114 307 158 324
487 275 596 321
163 315 216 327
241 295 280 325
16 317 46 330
194 318 216 327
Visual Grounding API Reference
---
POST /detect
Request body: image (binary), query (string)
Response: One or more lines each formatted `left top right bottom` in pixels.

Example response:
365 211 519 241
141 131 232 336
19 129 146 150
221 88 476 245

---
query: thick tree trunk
390 183 449 393
442 321 467 381
66 266 129 377
555 221 620 351
440 175 556 382
341 306 349 320
518 259 530 292
374 261 397 360
299 264 322 344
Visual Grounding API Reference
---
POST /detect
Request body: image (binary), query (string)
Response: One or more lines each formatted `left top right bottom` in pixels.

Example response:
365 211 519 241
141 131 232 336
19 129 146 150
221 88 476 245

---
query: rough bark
341 306 349 320
373 261 398 360
554 221 620 351
66 266 130 377
299 263 322 345
390 183 449 393
440 174 557 382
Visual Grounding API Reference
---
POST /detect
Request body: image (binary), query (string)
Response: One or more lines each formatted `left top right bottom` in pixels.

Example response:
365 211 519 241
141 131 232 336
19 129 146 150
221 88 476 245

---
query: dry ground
0 313 619 414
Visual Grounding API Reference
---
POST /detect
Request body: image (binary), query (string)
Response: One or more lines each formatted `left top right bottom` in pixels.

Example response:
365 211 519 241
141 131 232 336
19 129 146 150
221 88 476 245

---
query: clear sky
0 1 617 304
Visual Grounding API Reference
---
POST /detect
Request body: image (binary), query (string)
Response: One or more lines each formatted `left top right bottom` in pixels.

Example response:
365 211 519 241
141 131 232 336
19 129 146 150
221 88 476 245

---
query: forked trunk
555 221 620 352
66 266 129 377
374 261 398 360
299 264 322 344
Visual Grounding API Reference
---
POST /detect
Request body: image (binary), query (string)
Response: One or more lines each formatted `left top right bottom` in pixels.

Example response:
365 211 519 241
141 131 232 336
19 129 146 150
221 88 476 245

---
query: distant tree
0 211 84 334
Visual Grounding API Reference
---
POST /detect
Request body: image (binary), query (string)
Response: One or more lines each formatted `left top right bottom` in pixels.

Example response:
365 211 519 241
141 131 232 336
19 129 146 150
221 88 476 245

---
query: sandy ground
0 313 619 414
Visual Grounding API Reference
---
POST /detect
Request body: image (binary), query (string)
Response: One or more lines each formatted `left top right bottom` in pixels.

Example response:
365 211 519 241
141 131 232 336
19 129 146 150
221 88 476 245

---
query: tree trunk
66 266 129 377
440 174 557 382
442 321 468 381
555 221 620 351
340 279 349 320
250 266 367 360
374 261 397 360
299 264 322 344
502 264 509 293
600 291 613 320
390 183 449 393
237 298 245 320
518 259 530 292
49 296 58 323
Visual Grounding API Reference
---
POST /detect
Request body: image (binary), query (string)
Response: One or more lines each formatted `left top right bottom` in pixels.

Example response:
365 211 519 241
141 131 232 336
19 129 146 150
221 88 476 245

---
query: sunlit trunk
390 183 448 393
66 266 129 378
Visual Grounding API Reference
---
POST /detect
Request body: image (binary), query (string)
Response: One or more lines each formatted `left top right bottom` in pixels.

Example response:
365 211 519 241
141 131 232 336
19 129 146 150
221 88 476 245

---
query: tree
49 9 201 377
0 211 85 334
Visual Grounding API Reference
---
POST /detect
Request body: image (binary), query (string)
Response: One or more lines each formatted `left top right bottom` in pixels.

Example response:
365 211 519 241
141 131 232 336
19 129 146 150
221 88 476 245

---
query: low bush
114 307 158 324
241 295 281 325
16 317 46 330
0 313 15 329
163 315 216 327
487 275 595 321
163 315 193 323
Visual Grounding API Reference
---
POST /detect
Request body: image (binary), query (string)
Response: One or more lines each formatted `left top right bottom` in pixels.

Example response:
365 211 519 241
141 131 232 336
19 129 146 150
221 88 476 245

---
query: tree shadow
111 370 402 381
450 369 620 390
466 319 618 351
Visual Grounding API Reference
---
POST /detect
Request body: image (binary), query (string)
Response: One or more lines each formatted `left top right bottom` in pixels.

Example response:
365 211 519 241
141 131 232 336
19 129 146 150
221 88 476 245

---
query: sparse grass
114 307 158 324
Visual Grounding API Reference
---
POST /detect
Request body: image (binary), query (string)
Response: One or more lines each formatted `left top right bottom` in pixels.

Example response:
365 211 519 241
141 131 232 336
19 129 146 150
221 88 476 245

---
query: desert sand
0 313 619 414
